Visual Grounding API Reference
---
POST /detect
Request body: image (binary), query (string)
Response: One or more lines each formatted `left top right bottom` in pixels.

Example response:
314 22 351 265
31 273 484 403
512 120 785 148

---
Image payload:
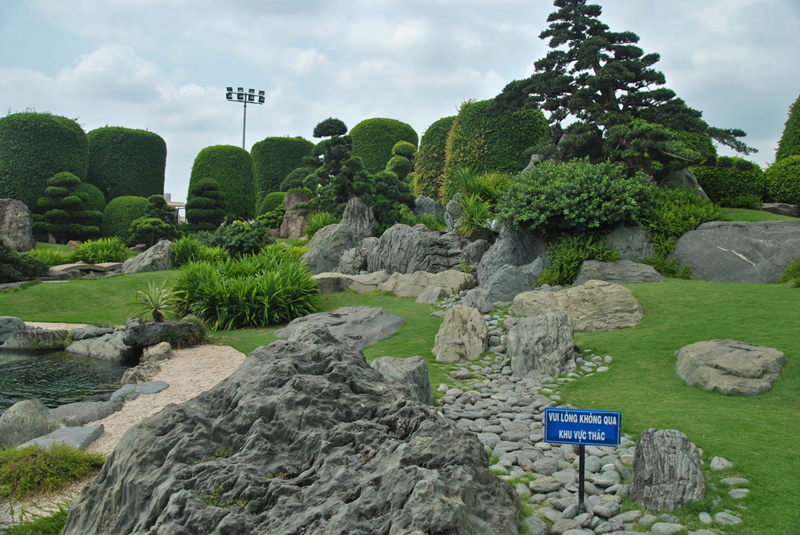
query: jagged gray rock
482 264 538 303
0 399 59 448
65 331 136 362
462 287 495 313
2 329 68 350
50 400 123 427
675 340 786 396
312 271 390 294
337 246 367 274
120 239 174 274
69 326 115 340
121 361 162 385
671 221 800 283
573 260 663 285
414 195 443 218
366 223 465 274
433 305 488 362
475 226 547 285
509 313 576 380
465 238 491 265
631 428 705 511
605 225 655 261
301 223 360 275
274 306 405 349
662 169 707 199
0 316 25 344
371 356 435 406
340 197 377 241
378 269 477 297
444 193 462 232
0 198 36 252
61 324 520 535
122 318 202 348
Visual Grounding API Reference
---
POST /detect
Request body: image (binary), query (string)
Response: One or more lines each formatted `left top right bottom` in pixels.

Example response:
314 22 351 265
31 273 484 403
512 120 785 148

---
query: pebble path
431 292 749 535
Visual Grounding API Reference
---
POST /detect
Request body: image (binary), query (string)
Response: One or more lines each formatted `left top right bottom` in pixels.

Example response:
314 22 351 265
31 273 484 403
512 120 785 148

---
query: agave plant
124 280 176 323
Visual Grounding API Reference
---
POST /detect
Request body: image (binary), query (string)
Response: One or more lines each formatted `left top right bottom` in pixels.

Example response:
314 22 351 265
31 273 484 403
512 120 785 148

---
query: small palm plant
124 280 176 322
456 193 493 236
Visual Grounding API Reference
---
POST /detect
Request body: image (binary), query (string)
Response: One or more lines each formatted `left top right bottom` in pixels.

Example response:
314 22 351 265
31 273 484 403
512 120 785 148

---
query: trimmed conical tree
186 178 226 231
777 94 800 162
32 172 102 244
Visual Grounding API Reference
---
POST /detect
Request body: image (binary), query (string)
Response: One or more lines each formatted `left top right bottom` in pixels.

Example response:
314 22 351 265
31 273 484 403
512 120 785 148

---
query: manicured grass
721 207 800 222
567 279 799 535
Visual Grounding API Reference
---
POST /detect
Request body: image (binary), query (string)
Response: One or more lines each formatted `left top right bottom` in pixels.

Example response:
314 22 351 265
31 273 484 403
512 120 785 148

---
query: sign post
544 408 621 513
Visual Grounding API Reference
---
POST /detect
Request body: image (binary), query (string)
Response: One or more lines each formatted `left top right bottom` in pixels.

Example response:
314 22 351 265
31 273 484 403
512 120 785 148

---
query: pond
0 350 128 417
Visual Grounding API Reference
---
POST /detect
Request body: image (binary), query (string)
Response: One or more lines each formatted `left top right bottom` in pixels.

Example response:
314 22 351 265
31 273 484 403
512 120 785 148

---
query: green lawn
721 207 800 222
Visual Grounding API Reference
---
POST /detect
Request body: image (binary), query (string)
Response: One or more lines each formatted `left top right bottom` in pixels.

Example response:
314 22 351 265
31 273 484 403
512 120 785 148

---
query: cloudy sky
2 0 798 202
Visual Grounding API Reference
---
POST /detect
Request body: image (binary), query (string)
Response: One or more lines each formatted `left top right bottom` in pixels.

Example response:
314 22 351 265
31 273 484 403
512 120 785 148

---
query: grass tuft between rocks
0 444 105 500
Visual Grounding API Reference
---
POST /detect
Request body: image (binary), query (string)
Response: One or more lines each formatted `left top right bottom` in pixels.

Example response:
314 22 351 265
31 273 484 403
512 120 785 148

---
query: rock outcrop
65 331 136 362
366 224 464 274
301 223 359 275
475 226 547 285
481 263 541 303
1 329 68 350
120 239 174 274
371 356 435 406
761 202 800 218
279 191 311 239
432 305 488 362
0 316 25 344
377 269 477 297
414 195 443 218
508 312 576 380
605 225 655 261
0 198 36 252
573 260 663 285
313 271 390 294
340 197 376 241
337 246 367 274
61 325 520 535
274 306 405 349
122 318 201 348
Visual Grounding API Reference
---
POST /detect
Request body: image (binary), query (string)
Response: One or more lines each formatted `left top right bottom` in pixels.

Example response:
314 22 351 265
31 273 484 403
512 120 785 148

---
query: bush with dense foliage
127 194 180 247
367 170 416 233
0 112 89 210
781 257 800 286
497 159 655 236
171 244 317 330
349 118 418 174
765 155 800 206
101 196 148 238
70 237 130 263
777 94 800 162
0 242 47 283
24 247 72 267
692 157 766 205
258 192 287 216
251 137 314 202
538 233 620 286
32 172 103 243
185 178 225 231
196 219 273 258
75 182 106 213
0 444 104 500
414 116 456 199
86 127 166 201
188 145 257 219
171 236 229 267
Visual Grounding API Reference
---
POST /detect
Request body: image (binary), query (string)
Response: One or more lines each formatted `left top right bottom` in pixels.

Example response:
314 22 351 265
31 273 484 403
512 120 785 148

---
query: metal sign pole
578 444 585 514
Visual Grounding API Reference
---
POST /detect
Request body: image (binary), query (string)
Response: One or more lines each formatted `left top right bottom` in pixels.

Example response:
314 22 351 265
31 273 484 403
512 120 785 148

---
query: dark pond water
0 350 128 417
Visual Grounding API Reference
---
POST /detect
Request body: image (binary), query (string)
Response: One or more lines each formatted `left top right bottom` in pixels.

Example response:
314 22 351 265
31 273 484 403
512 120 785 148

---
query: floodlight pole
226 87 265 149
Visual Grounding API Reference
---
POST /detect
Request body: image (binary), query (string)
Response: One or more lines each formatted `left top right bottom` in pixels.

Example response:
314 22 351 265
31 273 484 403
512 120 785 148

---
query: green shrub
75 182 106 213
642 187 724 258
101 196 148 238
197 219 273 258
414 116 456 199
720 194 762 210
171 236 229 267
442 166 494 204
172 245 318 330
497 159 656 236
24 248 71 267
0 444 104 500
251 137 314 202
0 112 89 210
765 155 800 205
538 233 621 286
3 503 68 535
258 192 287 216
185 178 226 232
32 172 103 243
781 257 800 286
86 127 166 201
256 204 284 229
70 237 129 263
692 158 765 204
350 118 418 174
386 155 412 181
776 93 800 161
368 170 416 232
188 145 257 219
673 130 717 166
305 212 340 239
127 195 180 247
0 242 47 283
392 140 416 159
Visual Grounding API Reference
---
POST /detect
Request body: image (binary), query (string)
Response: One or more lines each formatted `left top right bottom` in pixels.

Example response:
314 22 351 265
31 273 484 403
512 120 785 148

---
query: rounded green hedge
765 155 800 205
414 116 456 199
445 99 547 175
692 158 765 203
189 145 257 219
392 141 416 159
102 196 148 238
349 118 418 174
251 137 314 202
86 127 166 201
0 112 88 210
777 94 800 162
258 191 287 216
75 182 106 213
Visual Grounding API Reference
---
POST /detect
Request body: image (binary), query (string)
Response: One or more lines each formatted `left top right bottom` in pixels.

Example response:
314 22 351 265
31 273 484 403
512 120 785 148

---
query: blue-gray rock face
366 224 464 274
50 400 123 427
0 316 25 344
605 225 655 261
671 221 800 283
65 331 135 362
17 424 104 451
414 195 443 218
482 263 541 303
274 306 405 349
340 197 377 242
1 329 68 350
371 356 435 406
476 226 547 285
122 318 201 348
0 399 59 448
61 325 520 535
301 223 360 275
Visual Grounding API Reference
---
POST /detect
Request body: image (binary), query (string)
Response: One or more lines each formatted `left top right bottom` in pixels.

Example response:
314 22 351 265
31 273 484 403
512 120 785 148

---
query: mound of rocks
62 325 520 535
366 223 465 274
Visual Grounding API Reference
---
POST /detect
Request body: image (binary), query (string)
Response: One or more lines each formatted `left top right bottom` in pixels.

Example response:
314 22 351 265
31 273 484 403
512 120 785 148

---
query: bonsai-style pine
185 178 226 231
127 195 180 247
33 172 102 244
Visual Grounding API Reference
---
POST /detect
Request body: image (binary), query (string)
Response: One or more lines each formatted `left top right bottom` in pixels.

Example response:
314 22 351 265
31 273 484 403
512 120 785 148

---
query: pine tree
776 94 800 161
128 195 180 247
33 172 102 244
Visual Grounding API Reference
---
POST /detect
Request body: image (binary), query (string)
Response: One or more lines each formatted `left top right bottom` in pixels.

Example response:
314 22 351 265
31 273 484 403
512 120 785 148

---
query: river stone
0 198 36 252
432 305 488 362
0 399 60 448
274 306 405 349
279 191 311 239
414 195 443 218
340 197 376 241
0 316 25 344
120 239 174 274
378 269 477 297
513 280 643 331
523 515 549 535
371 356 435 406
475 226 547 285
17 424 104 451
337 246 367 274
650 523 685 535
109 381 170 402
313 271 391 294
416 285 449 304
671 221 800 283
675 340 786 396
301 223 360 275
122 318 202 348
605 225 655 260
61 324 520 535
761 202 800 218
462 287 495 313
366 223 465 274
631 428 705 511
509 313 575 380
50 400 123 427
69 326 115 341
2 329 68 350
574 260 663 285
65 331 136 363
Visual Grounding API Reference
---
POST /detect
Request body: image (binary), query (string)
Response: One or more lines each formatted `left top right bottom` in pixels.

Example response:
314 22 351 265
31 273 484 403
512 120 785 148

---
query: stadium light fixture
226 86 265 149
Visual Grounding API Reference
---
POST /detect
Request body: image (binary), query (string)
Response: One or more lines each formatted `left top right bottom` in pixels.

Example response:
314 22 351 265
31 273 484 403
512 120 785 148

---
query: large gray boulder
301 223 359 275
432 305 488 362
476 226 547 285
2 329 68 350
337 246 367 274
661 169 707 199
274 306 405 349
340 197 376 241
279 191 311 239
671 221 800 283
120 239 174 274
509 313 576 380
61 324 520 535
51 400 123 427
0 316 25 344
366 223 464 274
17 424 104 451
371 356 435 406
414 195 443 218
65 331 136 363
0 399 60 448
462 287 495 313
377 269 477 297
574 260 663 285
631 428 705 511
675 340 786 396
513 280 643 331
69 326 115 340
482 264 539 303
0 199 36 252
313 271 390 294
605 225 655 261
122 318 202 348
465 238 492 265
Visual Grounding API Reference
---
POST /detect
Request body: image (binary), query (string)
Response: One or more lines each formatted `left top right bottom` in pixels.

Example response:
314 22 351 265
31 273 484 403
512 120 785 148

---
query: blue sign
544 408 621 447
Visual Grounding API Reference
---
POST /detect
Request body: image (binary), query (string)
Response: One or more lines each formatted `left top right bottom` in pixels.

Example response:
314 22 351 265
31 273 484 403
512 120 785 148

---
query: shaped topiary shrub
777 94 800 162
32 172 103 243
86 127 166 201
0 112 88 210
258 192 287 216
765 155 800 206
414 116 456 199
349 118 418 174
692 158 766 205
189 145 256 220
185 178 226 232
75 182 106 213
102 196 148 239
128 194 180 247
251 137 314 202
